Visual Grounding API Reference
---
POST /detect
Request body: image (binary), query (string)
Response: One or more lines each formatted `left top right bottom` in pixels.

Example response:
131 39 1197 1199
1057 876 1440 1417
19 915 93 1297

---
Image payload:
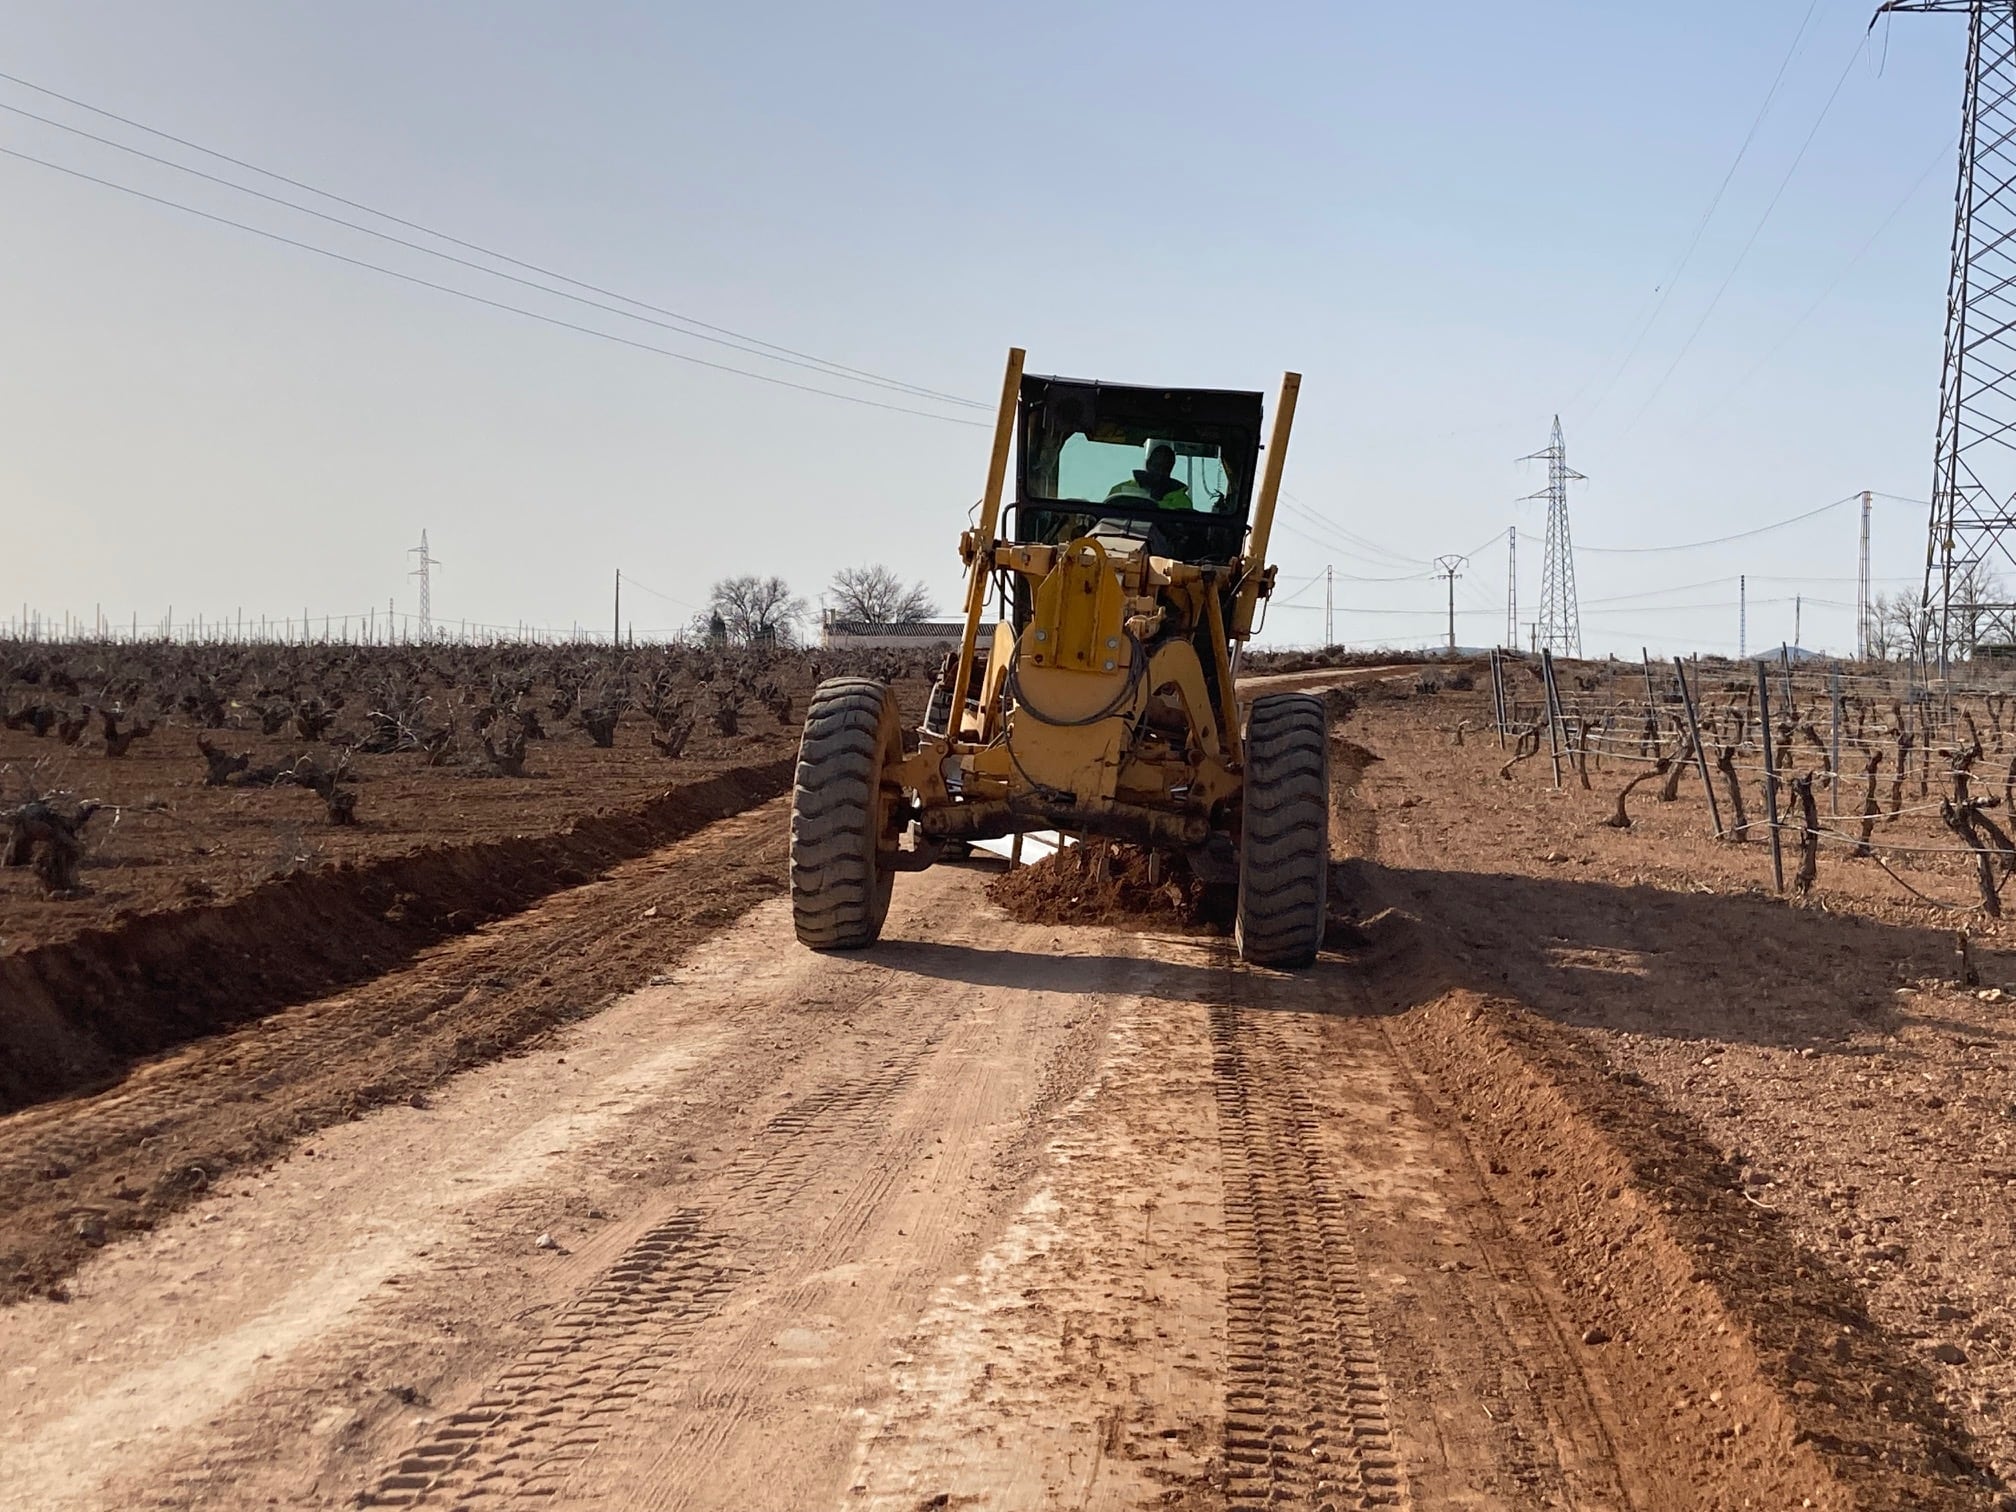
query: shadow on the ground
869 935 1243 1005
875 923 1401 1014
1337 857 2010 1056
885 850 1999 1057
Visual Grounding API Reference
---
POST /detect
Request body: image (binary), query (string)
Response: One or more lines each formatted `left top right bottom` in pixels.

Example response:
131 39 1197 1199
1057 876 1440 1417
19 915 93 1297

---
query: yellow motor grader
790 348 1328 966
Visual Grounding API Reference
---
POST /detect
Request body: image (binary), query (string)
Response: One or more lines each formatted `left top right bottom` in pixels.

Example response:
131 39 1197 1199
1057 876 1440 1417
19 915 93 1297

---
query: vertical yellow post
950 346 1025 742
1233 371 1301 639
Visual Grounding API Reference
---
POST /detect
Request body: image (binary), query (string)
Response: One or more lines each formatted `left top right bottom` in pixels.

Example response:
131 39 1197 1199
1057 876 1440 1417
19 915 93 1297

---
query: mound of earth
985 842 1225 931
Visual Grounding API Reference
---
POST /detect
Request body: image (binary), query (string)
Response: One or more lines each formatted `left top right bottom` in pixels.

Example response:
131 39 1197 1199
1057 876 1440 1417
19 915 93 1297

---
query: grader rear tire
1235 692 1330 968
791 678 900 950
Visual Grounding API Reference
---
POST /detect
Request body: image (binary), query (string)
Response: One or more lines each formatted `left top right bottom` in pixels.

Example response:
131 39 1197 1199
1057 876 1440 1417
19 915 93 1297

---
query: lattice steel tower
1885 2 2016 661
409 529 440 642
1521 416 1585 658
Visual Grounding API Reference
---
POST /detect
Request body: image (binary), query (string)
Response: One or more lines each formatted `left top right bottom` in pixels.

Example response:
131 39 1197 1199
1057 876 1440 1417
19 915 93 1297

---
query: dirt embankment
1383 980 1990 1509
0 775 799 1305
1 770 794 1112
1322 690 2005 1507
0 760 792 1115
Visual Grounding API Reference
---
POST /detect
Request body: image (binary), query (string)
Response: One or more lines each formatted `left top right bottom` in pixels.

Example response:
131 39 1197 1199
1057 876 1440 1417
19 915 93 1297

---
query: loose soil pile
986 841 1225 931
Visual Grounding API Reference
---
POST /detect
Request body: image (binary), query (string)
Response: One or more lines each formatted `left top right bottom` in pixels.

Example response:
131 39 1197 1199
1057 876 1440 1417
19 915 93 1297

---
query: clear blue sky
0 1 1973 655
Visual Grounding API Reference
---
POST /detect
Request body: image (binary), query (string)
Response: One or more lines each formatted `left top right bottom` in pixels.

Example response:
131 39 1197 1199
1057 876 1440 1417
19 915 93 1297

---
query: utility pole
1435 555 1467 651
1858 489 1873 660
1505 525 1517 649
1521 416 1585 657
1884 2 2016 668
1794 594 1803 651
1324 565 1334 647
409 530 440 643
614 569 622 647
1740 574 1748 658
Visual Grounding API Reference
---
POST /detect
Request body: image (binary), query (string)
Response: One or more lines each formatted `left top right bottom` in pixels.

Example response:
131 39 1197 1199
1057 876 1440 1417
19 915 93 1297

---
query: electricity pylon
1521 417 1584 658
1883 1 2016 664
409 530 440 642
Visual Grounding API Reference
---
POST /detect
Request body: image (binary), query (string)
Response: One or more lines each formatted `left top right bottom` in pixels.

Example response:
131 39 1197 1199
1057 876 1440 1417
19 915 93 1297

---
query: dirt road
0 763 1997 1509
2 845 1635 1512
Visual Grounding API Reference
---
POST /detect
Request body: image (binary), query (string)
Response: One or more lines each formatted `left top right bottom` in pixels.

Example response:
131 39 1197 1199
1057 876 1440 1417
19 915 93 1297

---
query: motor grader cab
790 348 1329 966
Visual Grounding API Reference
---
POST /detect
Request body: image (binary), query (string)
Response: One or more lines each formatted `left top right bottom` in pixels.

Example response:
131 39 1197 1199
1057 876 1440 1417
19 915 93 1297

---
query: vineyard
0 636 934 951
1488 648 2016 921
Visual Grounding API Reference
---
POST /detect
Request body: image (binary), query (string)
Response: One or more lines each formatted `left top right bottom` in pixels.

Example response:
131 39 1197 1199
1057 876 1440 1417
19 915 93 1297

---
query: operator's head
1145 443 1176 480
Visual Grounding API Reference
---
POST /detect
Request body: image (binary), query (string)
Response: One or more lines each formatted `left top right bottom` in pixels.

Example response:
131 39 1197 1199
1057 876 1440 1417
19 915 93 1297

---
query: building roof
825 620 965 636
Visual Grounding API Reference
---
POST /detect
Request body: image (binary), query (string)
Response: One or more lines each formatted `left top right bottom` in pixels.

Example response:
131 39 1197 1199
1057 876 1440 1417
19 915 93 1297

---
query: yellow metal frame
1231 370 1301 641
949 346 1025 744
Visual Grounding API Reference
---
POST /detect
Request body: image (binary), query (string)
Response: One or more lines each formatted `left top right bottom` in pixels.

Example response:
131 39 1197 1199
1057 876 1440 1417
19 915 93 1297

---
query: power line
1273 523 1430 581
1575 0 1823 420
1579 575 1740 605
0 69 986 410
615 573 701 611
1279 494 1431 567
1279 509 1427 569
1688 134 1954 429
0 98 987 410
1628 29 1871 427
0 144 992 427
1579 493 1860 553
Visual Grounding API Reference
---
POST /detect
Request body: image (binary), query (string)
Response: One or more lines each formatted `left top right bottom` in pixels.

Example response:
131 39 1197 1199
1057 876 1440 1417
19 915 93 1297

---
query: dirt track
0 698 2005 1510
6 866 1636 1511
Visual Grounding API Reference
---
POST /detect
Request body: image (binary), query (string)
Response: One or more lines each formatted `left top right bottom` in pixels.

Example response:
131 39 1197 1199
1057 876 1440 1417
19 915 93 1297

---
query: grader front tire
790 678 900 950
1236 692 1330 968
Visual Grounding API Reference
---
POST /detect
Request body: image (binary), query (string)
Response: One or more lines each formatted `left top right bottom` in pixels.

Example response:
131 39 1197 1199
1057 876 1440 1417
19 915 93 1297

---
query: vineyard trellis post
1829 670 1843 818
1540 648 1566 789
1674 656 1723 838
1756 659 1785 893
1489 648 1507 748
1640 647 1656 716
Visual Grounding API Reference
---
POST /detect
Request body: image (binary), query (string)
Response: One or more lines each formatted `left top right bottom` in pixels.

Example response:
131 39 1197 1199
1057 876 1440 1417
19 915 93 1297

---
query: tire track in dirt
365 1213 737 1506
1207 996 1406 1511
357 1030 948 1506
342 919 1067 1509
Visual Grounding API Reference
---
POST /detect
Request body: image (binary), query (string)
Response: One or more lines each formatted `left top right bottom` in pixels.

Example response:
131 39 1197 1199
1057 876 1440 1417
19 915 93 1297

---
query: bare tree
1955 560 2005 655
1877 592 1933 665
1889 564 2009 660
828 565 938 626
706 576 805 647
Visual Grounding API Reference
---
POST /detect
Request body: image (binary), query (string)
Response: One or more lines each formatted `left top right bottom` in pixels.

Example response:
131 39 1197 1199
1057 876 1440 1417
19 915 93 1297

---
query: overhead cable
0 145 992 427
0 69 985 409
1628 29 1871 427
1579 493 1859 554
1575 0 1823 419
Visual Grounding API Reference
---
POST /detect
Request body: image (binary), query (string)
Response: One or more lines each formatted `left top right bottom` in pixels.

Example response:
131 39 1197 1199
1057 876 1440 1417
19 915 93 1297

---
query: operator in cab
1106 442 1193 511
